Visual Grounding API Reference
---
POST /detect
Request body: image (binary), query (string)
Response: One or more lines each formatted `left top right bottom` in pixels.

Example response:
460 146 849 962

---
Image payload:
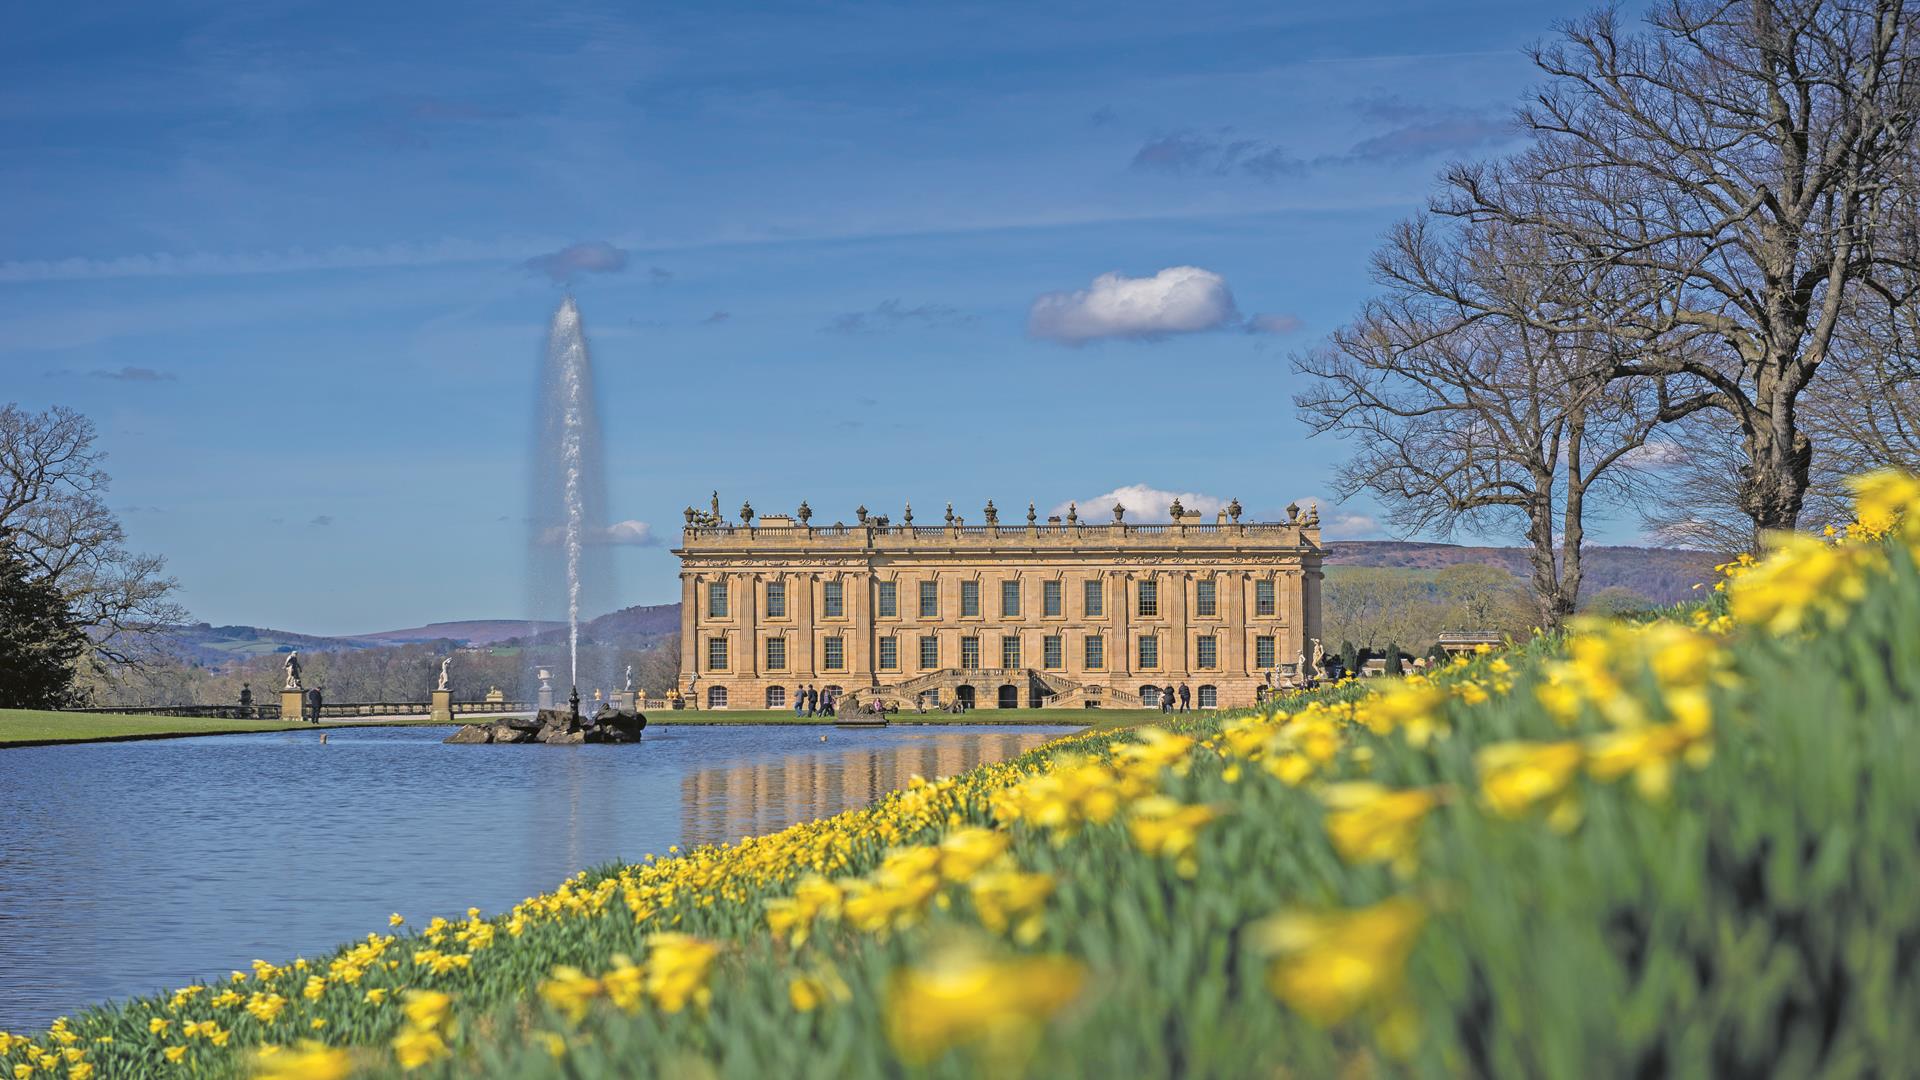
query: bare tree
1440 1 1920 536
0 404 187 686
1296 216 1663 630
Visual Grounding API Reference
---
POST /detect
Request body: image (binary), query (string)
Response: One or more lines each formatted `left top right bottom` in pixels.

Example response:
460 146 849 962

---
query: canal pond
0 722 1072 1029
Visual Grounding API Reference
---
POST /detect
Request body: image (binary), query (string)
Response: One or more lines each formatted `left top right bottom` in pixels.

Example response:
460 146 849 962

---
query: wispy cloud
535 520 659 546
1344 97 1510 163
648 266 674 285
1247 313 1303 335
822 299 972 334
701 311 731 325
1130 129 1300 180
309 515 334 527
0 236 541 284
44 366 179 382
521 241 629 283
1029 266 1244 344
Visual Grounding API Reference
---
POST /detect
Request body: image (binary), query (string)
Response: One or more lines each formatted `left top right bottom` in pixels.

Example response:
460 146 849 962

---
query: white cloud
1284 494 1379 538
535 520 658 547
1622 441 1692 469
1028 266 1240 344
1050 484 1227 522
1247 313 1303 334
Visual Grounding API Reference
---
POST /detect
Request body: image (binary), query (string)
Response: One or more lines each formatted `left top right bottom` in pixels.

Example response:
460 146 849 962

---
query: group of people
791 684 836 718
1155 683 1195 713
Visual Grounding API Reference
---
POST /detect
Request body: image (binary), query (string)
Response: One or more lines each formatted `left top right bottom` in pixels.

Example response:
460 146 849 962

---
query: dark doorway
997 684 1019 709
956 685 976 709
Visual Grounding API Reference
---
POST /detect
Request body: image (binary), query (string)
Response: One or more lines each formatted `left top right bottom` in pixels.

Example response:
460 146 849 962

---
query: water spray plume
529 297 614 698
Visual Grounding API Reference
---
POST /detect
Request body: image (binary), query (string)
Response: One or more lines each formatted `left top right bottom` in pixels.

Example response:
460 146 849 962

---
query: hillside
153 623 379 667
349 619 561 646
1325 540 1723 605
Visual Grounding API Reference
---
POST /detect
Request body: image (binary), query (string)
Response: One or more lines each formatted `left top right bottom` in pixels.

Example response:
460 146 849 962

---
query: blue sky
1 0 1626 635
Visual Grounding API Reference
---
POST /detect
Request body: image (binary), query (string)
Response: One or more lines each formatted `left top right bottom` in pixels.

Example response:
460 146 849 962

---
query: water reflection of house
680 733 1038 846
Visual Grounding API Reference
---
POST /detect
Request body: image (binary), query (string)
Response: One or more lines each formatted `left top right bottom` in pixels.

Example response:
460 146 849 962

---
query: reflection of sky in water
0 723 1069 1030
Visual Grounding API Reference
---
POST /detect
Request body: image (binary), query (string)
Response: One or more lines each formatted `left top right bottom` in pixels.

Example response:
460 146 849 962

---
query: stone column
430 687 453 724
1112 570 1131 678
743 571 759 678
1168 569 1190 676
1226 569 1248 675
679 573 698 690
795 572 816 677
852 568 874 684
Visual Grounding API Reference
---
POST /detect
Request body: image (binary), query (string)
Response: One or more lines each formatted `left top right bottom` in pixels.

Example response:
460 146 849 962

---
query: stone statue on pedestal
624 664 634 692
436 656 451 692
283 651 303 690
1310 638 1325 678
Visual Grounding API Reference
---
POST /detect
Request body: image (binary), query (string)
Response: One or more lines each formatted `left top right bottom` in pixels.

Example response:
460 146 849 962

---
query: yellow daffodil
884 946 1084 1066
1250 896 1426 1027
1318 783 1441 874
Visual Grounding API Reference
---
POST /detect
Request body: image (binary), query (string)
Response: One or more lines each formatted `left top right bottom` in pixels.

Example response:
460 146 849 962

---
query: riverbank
10 488 1917 1078
0 707 1161 748
0 710 446 748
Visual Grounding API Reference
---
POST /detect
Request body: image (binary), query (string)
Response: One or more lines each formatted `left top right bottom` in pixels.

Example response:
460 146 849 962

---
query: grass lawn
647 707 1165 729
0 710 442 747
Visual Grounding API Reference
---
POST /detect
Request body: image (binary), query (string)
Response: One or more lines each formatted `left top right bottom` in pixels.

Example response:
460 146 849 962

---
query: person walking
1178 683 1191 712
806 685 819 717
792 688 806 719
1158 685 1172 714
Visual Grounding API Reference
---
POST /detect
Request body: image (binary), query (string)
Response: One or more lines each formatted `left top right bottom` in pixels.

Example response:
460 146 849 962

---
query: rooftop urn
1027 501 1037 525
797 500 812 525
1113 502 1126 523
684 505 697 525
945 502 955 525
1169 497 1185 519
740 500 754 525
856 505 869 524
1286 501 1300 523
903 501 914 525
1067 502 1078 525
984 499 998 525
1229 497 1243 523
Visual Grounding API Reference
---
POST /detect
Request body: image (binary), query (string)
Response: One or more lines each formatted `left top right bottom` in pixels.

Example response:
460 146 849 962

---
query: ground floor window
766 686 786 709
823 636 845 671
1043 635 1063 669
1001 635 1021 668
765 637 787 671
920 635 939 669
1085 634 1104 669
961 636 981 670
1197 685 1218 708
1138 634 1159 670
707 686 728 709
1196 635 1218 669
707 638 728 671
1256 635 1276 669
1140 685 1161 708
878 635 898 670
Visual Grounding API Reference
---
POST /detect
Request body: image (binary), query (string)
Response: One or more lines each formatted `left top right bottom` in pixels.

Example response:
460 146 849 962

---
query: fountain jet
527 297 614 695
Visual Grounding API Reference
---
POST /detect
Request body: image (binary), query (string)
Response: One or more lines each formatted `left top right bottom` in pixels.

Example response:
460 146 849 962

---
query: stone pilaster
795 572 816 677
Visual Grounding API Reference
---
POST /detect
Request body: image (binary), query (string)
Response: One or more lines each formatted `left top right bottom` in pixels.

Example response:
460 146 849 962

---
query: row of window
703 683 1225 710
706 578 1281 621
707 633 1284 672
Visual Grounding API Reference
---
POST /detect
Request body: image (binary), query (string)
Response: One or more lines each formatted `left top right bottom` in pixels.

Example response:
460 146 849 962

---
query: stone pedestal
281 688 306 722
611 689 635 712
430 688 453 724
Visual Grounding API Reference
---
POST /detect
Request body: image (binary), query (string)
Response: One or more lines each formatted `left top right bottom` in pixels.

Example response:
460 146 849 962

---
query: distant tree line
1297 0 1920 630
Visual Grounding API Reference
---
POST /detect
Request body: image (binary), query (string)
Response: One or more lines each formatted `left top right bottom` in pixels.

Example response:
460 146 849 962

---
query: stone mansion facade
674 496 1324 711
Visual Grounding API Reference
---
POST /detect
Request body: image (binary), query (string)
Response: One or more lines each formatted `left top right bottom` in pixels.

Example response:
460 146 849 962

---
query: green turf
0 710 441 747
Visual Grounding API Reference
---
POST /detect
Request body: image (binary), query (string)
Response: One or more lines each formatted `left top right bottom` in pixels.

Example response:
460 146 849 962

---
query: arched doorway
996 684 1019 709
1139 684 1161 708
955 685 977 709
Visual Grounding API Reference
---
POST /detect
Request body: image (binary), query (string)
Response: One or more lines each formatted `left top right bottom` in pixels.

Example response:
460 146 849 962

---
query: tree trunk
1739 369 1815 534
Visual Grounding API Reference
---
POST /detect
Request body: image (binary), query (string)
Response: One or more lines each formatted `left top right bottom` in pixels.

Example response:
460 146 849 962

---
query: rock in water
444 724 492 744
